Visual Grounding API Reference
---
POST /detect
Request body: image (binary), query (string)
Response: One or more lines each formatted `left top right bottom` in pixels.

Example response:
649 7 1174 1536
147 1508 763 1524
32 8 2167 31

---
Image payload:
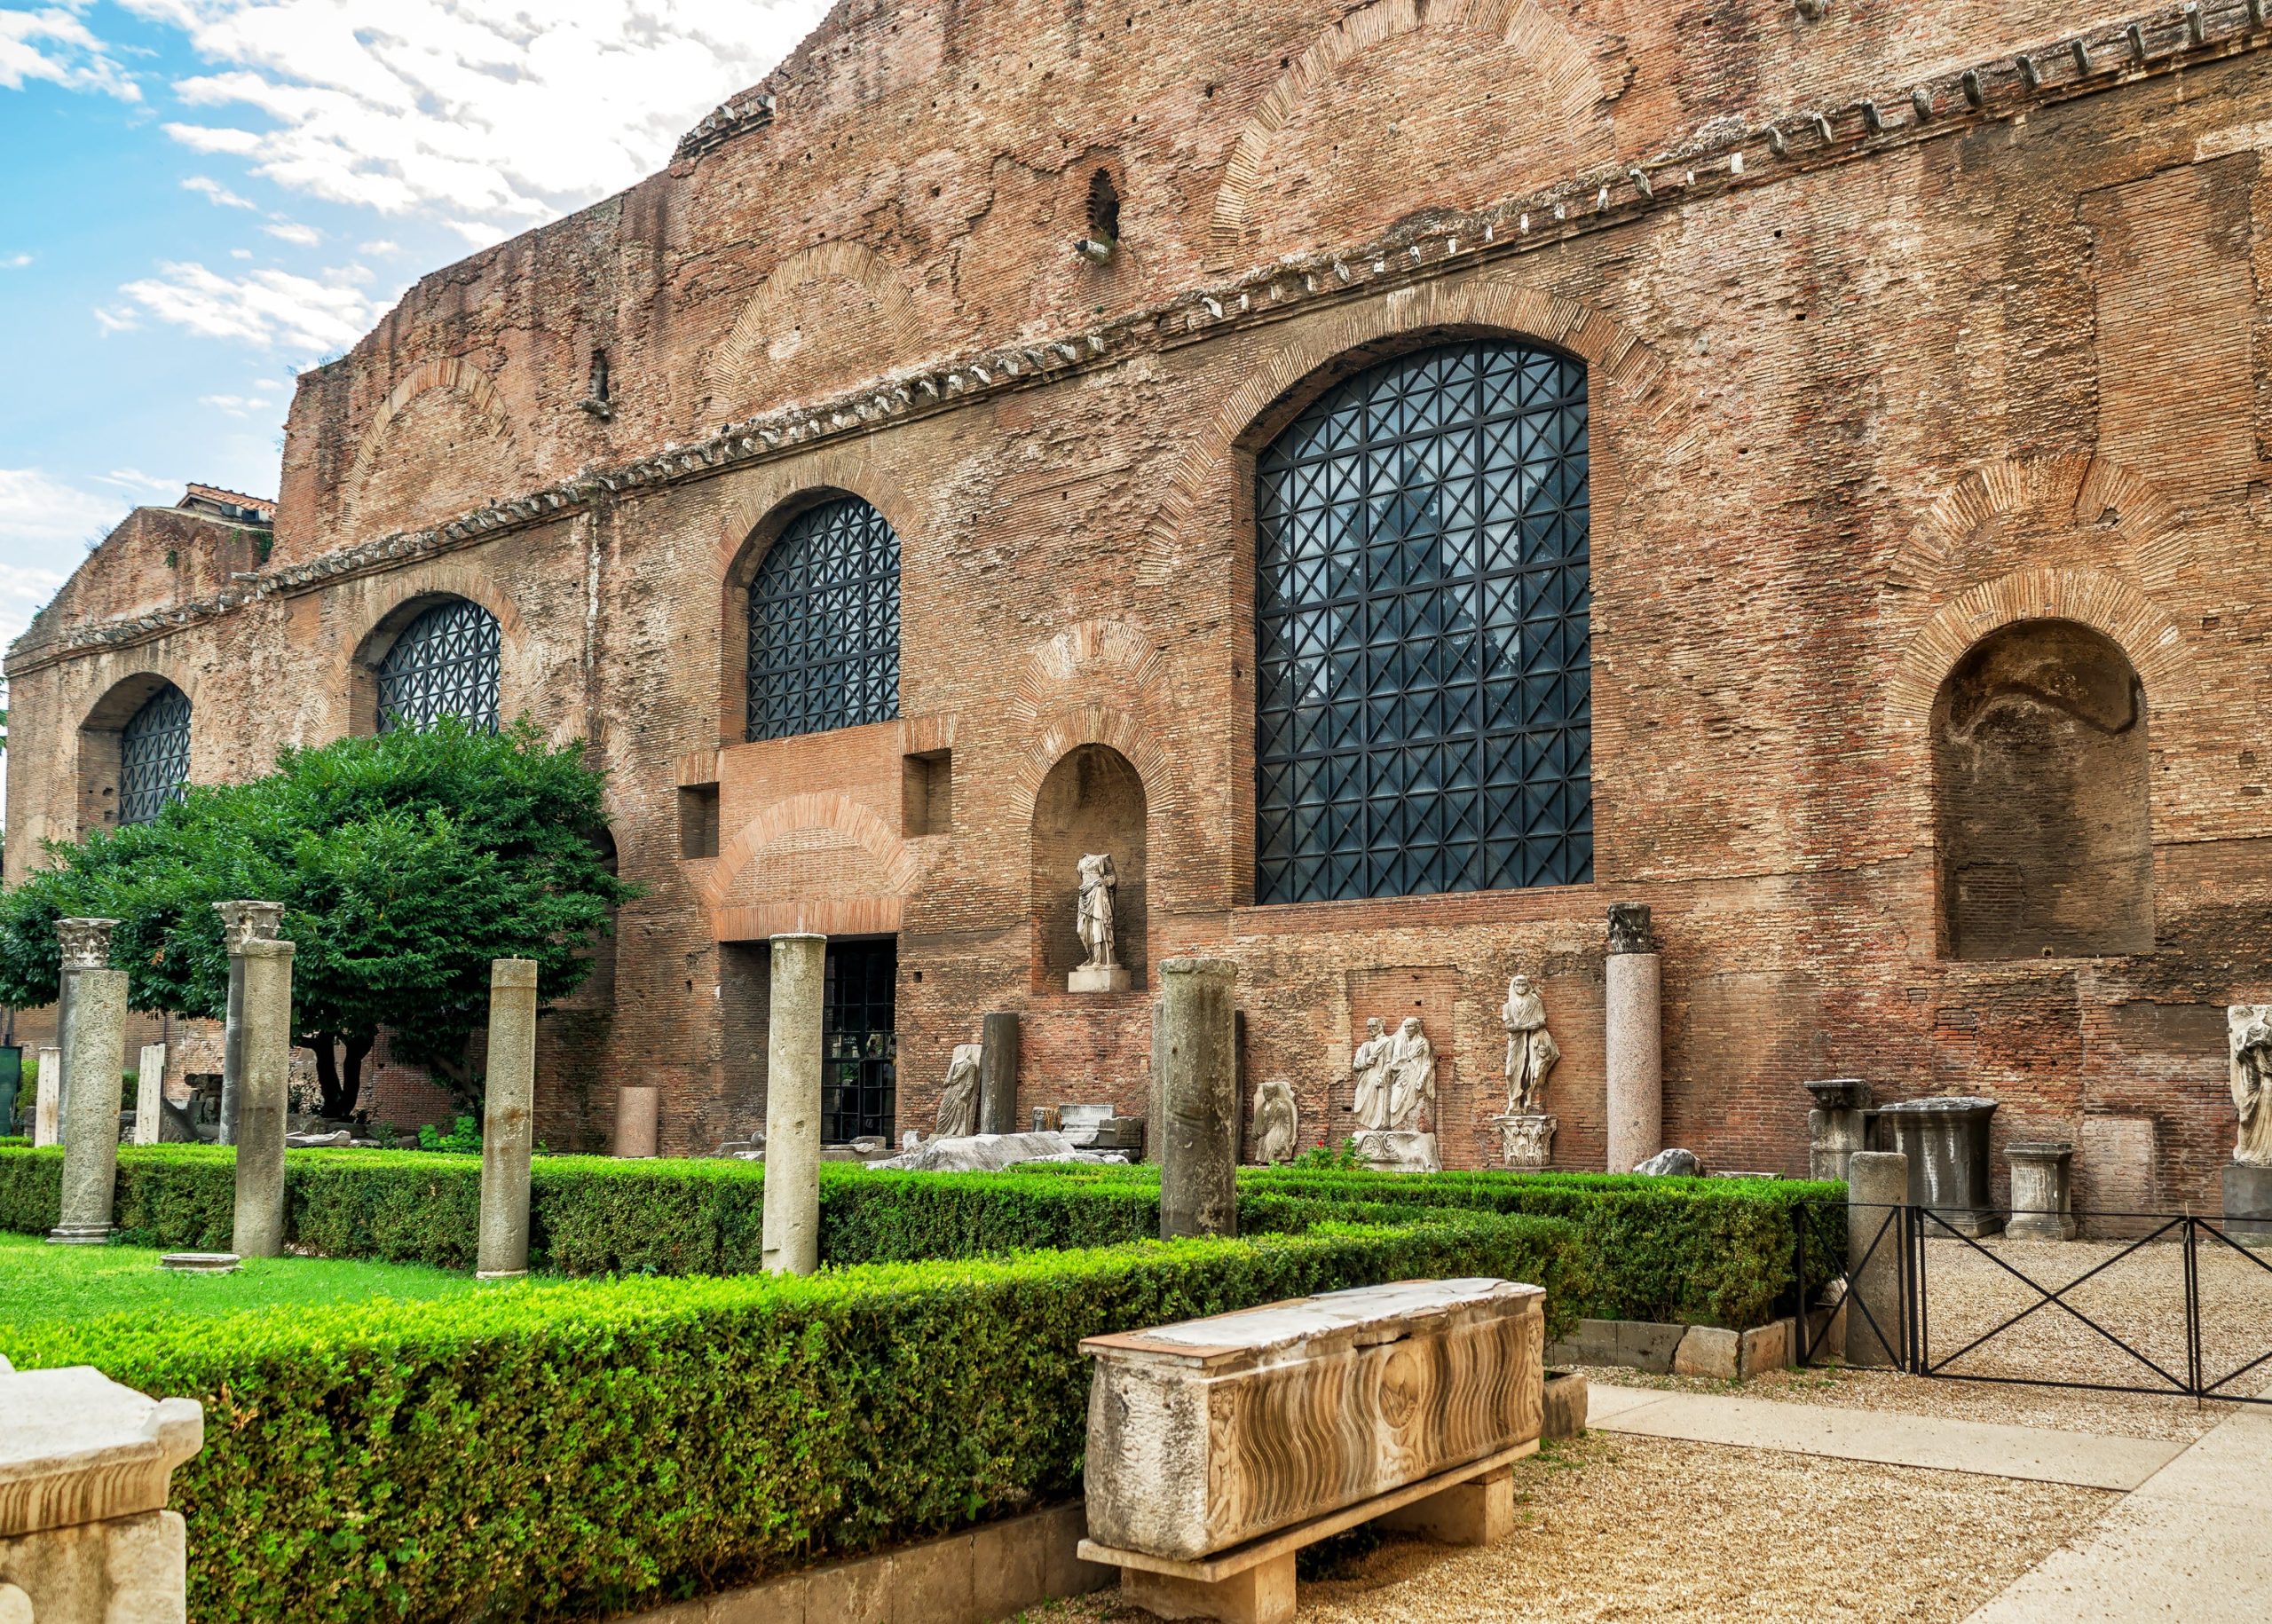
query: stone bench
1077 1277 1544 1624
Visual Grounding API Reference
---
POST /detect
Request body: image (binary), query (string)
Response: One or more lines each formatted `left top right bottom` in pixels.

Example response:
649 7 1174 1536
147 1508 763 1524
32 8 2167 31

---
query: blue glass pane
1255 341 1591 903
118 683 191 825
746 498 903 742
376 598 501 733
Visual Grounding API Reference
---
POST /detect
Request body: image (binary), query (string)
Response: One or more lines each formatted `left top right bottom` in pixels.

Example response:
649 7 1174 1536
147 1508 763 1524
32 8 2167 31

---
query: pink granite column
1604 904 1661 1174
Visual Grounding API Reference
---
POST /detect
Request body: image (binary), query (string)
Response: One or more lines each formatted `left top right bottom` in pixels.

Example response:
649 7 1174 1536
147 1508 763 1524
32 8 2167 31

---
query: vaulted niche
1032 744 1148 989
1933 619 2151 959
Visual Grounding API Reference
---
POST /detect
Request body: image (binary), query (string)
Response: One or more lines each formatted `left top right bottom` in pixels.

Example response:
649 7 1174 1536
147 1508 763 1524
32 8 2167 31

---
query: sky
0 0 834 661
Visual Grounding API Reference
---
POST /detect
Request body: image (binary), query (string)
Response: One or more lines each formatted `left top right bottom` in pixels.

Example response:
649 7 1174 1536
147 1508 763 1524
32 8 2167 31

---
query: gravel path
1589 1232 2272 1442
1033 1433 2110 1623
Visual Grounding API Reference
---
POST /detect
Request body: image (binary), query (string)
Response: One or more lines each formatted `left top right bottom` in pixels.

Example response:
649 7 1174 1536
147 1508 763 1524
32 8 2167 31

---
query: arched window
376 597 501 733
1934 619 2151 958
746 496 901 742
117 682 191 825
1255 339 1591 904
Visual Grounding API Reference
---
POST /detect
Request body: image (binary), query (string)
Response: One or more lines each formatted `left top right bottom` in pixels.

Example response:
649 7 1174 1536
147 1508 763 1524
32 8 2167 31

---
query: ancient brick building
10 0 2272 1211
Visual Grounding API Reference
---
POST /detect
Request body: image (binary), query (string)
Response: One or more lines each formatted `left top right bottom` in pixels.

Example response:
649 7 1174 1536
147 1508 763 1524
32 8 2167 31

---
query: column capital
214 901 285 951
56 918 119 971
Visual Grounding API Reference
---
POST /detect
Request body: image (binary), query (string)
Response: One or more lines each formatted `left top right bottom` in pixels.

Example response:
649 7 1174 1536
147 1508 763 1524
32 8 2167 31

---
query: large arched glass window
118 682 192 825
376 596 501 733
746 496 901 742
1255 339 1591 903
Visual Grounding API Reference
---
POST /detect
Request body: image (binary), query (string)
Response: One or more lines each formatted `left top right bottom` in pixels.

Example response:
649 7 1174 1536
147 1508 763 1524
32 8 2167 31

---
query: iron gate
1796 1201 2272 1405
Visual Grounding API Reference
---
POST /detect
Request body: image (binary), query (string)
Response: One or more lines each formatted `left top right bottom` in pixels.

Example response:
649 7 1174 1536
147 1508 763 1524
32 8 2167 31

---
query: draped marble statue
1501 974 1560 1116
1251 1078 1298 1165
1069 852 1131 991
2229 1007 2272 1167
1351 1018 1394 1131
1383 1017 1436 1131
935 1042 982 1140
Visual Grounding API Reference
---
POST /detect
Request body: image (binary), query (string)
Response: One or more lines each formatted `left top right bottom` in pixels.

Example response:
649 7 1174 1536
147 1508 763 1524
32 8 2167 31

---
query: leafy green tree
0 721 635 1118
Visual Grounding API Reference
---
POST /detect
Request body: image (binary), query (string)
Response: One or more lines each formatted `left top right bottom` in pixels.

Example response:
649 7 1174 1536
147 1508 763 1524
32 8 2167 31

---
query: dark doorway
823 937 897 1143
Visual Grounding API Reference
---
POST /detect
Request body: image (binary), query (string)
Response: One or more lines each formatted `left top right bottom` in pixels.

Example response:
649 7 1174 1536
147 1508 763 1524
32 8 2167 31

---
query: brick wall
9 2 2272 1212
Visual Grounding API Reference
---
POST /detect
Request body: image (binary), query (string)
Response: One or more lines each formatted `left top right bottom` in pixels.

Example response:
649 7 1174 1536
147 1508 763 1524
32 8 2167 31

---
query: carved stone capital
213 901 284 952
55 918 118 971
1606 903 1655 956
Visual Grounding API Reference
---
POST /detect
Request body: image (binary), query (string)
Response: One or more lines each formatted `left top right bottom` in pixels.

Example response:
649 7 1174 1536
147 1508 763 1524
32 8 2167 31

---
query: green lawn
0 1233 489 1349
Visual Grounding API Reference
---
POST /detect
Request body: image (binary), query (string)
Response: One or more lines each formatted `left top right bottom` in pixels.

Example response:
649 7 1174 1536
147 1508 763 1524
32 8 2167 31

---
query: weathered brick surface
8 2 2272 1211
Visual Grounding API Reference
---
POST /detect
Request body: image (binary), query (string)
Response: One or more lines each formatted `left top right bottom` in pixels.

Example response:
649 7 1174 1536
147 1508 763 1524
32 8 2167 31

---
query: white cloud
357 239 398 255
0 6 139 100
2 251 29 268
92 303 139 334
198 391 277 416
116 259 379 353
97 468 178 494
131 0 828 229
182 173 256 209
263 220 320 245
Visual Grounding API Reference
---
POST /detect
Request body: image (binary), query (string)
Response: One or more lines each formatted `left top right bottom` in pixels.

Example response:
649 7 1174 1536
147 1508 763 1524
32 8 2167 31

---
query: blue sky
0 0 831 656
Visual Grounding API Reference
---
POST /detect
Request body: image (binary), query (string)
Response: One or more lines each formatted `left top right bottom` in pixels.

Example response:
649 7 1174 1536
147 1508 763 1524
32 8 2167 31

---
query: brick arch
1208 0 1610 267
1884 567 2198 737
1006 619 1180 808
341 358 517 517
704 241 931 410
351 560 528 660
80 663 201 732
1007 705 1171 829
1891 454 2189 596
710 448 912 579
700 791 923 941
1140 278 1678 587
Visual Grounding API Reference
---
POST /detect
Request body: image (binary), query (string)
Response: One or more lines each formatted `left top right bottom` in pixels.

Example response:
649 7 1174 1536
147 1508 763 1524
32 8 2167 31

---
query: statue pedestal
2225 1163 2272 1246
1492 1113 1557 1171
1353 1129 1440 1173
1069 966 1132 993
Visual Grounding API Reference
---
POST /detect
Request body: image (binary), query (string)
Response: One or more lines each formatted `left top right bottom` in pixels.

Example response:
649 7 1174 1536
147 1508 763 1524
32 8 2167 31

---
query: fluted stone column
1159 958 1238 1240
978 1011 1021 1136
477 959 539 1280
230 936 296 1259
1604 903 1662 1174
1846 1150 1909 1369
134 1042 167 1147
213 902 284 1147
51 918 127 1245
33 1045 61 1147
761 933 825 1276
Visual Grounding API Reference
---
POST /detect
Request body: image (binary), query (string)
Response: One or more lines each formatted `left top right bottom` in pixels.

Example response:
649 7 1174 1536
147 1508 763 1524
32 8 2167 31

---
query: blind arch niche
1254 338 1592 904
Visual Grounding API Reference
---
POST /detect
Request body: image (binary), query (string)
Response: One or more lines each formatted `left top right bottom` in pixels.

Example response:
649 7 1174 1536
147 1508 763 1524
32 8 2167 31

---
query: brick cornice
11 0 2267 678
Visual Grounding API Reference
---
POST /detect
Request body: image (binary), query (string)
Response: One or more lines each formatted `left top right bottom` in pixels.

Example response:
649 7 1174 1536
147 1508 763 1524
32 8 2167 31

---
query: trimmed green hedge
12 1213 1579 1623
0 1146 1836 1327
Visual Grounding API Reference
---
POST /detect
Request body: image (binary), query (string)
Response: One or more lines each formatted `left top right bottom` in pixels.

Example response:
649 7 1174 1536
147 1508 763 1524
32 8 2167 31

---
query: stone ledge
610 1500 1112 1624
1546 1316 1798 1381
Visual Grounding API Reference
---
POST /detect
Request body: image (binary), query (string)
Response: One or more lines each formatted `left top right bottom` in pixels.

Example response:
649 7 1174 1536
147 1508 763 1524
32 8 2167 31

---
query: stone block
969 1511 1045 1620
1083 1278 1543 1562
1123 1553 1295 1624
1614 1319 1685 1374
1541 1371 1588 1440
1737 1318 1793 1376
1376 1464 1513 1545
707 1581 800 1624
1039 1502 1116 1599
1671 1325 1740 1379
2226 1163 2272 1245
801 1553 889 1624
883 1530 972 1622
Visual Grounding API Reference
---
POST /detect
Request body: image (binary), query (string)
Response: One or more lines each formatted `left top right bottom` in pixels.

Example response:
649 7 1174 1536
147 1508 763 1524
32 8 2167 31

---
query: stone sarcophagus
1081 1278 1543 1563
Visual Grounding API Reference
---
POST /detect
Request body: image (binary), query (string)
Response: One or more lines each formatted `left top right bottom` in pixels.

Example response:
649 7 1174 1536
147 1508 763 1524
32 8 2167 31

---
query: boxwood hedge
8 1212 1579 1624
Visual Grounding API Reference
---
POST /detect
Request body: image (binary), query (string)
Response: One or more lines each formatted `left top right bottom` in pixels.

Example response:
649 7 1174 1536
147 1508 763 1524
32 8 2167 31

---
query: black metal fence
1795 1200 2272 1405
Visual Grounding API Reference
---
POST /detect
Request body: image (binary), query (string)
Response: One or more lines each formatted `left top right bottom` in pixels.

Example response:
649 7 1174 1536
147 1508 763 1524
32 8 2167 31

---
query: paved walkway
1585 1384 2186 1491
1588 1382 2272 1622
1960 1401 2272 1624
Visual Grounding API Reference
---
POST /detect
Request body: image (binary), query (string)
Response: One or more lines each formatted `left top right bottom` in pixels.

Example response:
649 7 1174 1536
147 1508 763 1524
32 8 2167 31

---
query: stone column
1158 958 1238 1240
230 937 296 1259
51 970 73 1136
1604 903 1662 1173
1846 1150 1909 1369
33 1046 61 1147
133 1043 167 1147
477 959 538 1281
1147 999 1165 1163
51 919 127 1246
213 901 284 1147
612 1084 659 1156
1804 1078 1870 1183
978 1011 1021 1136
761 933 825 1276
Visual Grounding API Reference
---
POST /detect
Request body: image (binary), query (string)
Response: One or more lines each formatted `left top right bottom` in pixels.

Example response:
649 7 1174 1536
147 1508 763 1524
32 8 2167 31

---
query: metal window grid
376 598 501 733
1254 340 1592 904
117 683 192 825
746 497 902 742
821 939 897 1144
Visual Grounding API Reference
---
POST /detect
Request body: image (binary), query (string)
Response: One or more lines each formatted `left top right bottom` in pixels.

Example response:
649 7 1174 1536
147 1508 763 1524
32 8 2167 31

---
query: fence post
1846 1150 1908 1368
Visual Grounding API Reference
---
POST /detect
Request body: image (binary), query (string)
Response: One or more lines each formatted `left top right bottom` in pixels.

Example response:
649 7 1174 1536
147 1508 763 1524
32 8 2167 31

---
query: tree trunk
341 1031 374 1121
305 1033 356 1122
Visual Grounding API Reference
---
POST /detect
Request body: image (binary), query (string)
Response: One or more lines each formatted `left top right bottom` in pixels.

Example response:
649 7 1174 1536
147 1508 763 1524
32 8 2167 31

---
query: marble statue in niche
935 1042 982 1139
1251 1079 1298 1165
1069 852 1132 992
1351 1017 1393 1130
1350 1013 1440 1173
1500 974 1560 1115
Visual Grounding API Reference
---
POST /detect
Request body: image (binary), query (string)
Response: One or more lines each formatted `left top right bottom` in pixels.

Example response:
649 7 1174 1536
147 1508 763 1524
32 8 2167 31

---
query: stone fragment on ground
865 1130 1132 1172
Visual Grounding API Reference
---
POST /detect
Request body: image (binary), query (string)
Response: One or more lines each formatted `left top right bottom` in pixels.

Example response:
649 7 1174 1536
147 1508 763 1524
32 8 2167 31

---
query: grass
0 1232 486 1347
